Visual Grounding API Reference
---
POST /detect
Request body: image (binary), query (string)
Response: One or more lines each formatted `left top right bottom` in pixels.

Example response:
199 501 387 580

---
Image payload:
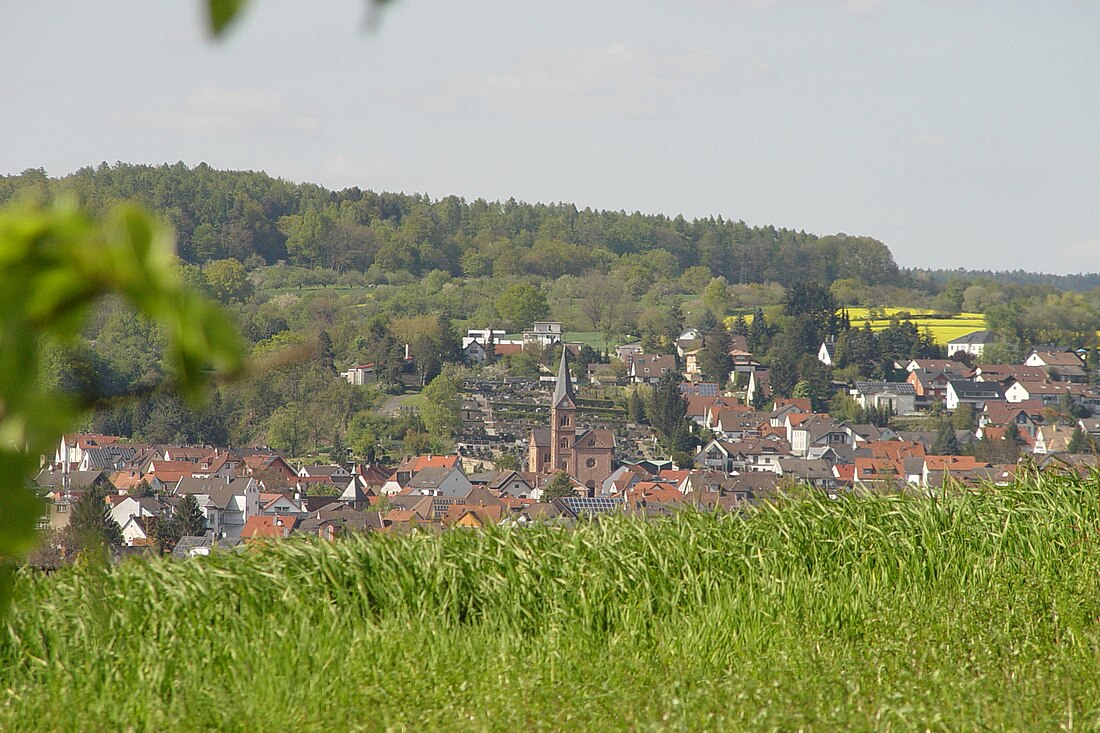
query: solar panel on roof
680 383 719 397
562 497 623 515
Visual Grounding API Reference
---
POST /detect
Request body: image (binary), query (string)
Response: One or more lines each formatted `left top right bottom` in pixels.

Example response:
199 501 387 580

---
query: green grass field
4 473 1100 731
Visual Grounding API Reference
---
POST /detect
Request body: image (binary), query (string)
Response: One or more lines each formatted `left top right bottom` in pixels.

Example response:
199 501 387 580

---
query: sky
2 1 1098 273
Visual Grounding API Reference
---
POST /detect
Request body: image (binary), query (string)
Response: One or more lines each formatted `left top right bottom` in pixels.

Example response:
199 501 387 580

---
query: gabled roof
1029 350 1085 368
948 380 1004 399
573 428 615 450
406 466 458 489
948 330 997 345
398 454 461 472
34 469 105 489
907 358 966 373
240 515 299 540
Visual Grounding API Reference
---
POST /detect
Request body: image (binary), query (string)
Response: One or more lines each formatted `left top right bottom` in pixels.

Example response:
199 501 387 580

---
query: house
970 364 1049 385
711 407 767 440
297 505 385 539
817 339 836 366
403 466 474 499
460 328 508 365
78 444 138 472
851 381 917 415
1024 350 1088 383
903 358 966 373
906 367 965 401
108 495 163 532
615 342 643 362
34 467 107 493
241 454 299 490
1033 425 1076 455
379 455 462 496
298 463 353 481
979 401 1043 440
685 394 721 426
922 456 991 487
788 415 850 457
240 514 300 541
586 362 621 386
945 380 1004 411
342 363 379 384
174 477 259 542
172 531 239 558
522 321 563 347
120 516 152 547
54 433 122 467
776 458 837 491
628 354 676 384
694 439 789 474
682 349 702 377
1003 381 1082 408
486 470 538 498
258 492 308 516
745 369 770 407
946 330 997 359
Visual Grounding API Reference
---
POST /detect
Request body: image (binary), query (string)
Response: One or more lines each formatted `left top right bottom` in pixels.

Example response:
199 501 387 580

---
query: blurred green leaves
0 197 243 614
206 0 249 36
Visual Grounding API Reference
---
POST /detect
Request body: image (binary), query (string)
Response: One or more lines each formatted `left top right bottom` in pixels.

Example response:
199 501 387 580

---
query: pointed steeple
552 347 575 407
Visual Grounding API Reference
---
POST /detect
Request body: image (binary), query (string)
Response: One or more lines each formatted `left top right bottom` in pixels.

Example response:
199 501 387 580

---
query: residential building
946 330 997 358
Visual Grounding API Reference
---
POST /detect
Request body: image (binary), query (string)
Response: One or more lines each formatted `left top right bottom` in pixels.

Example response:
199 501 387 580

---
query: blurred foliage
0 197 242 615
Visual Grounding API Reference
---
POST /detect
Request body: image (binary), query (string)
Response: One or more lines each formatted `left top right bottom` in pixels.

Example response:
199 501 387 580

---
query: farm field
3 473 1100 731
732 307 987 346
843 307 987 344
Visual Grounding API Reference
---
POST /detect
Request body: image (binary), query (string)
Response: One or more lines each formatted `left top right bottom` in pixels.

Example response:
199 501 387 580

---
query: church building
528 349 615 492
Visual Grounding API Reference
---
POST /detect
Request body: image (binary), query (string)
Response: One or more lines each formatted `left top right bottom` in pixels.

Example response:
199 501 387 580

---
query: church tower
549 348 576 473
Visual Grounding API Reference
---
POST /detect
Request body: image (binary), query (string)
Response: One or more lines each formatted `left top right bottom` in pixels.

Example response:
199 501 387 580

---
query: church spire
552 347 575 407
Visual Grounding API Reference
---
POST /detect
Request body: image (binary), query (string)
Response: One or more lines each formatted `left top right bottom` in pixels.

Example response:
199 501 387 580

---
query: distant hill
0 163 902 289
913 268 1100 293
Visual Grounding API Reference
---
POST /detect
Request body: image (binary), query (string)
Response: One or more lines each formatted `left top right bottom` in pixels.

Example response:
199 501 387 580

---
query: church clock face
586 458 597 469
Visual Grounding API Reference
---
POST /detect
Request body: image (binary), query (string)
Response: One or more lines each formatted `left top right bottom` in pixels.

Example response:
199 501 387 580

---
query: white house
945 380 1004 411
174 477 259 543
109 496 162 532
946 330 998 359
850 381 917 415
404 467 473 499
522 321 563 347
342 364 379 385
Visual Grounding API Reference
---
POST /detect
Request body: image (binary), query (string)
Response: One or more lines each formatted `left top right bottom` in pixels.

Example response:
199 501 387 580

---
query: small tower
549 348 577 473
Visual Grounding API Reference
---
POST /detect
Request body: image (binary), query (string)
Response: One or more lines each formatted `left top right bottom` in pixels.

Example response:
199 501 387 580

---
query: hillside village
35 319 1100 562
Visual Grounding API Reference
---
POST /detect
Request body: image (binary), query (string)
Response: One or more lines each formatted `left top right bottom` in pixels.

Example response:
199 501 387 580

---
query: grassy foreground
4 475 1100 731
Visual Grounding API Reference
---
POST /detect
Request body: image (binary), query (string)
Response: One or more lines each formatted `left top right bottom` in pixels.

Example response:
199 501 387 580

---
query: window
56 504 67 513
560 415 569 426
560 439 568 448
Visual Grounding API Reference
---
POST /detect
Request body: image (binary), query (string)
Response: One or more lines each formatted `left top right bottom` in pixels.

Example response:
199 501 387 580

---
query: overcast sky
2 1 1098 273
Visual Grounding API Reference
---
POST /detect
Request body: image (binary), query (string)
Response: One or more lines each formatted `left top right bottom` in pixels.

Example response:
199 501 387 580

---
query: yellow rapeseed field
730 307 988 345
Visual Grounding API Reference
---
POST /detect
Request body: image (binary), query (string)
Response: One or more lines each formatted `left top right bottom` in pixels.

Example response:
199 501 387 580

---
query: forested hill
916 268 1100 293
0 163 901 288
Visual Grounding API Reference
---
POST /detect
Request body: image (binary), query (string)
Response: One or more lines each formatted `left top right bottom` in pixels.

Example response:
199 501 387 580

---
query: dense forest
1 163 902 289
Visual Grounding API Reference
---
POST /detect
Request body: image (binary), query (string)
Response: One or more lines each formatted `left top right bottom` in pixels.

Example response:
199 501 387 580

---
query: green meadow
4 472 1100 731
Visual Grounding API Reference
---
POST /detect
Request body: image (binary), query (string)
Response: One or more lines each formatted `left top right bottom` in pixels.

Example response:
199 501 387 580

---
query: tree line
1 163 903 289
